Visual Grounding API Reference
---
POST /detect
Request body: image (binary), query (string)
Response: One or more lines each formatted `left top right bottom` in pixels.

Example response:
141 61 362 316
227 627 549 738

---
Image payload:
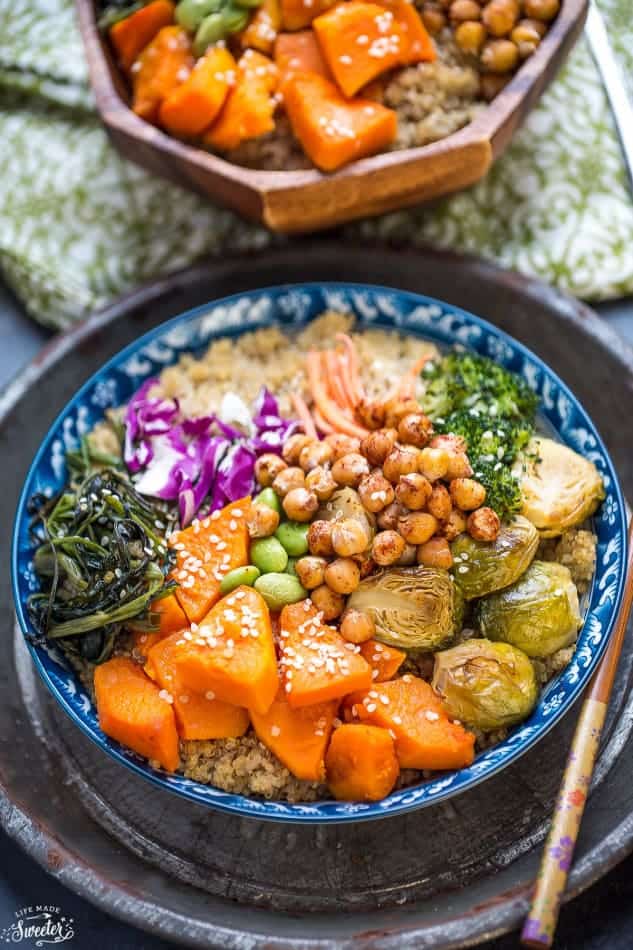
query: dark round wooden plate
2 242 633 949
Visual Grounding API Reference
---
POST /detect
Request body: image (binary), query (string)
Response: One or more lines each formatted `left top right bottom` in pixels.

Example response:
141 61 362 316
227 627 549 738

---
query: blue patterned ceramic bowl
12 284 627 823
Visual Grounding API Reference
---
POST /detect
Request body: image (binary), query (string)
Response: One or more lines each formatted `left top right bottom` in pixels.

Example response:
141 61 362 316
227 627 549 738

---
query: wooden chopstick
521 516 633 948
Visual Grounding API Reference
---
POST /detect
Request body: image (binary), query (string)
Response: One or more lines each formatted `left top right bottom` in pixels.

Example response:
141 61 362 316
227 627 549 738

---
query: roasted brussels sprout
476 560 582 658
317 487 376 548
432 638 538 731
513 436 605 537
451 515 539 600
347 566 463 652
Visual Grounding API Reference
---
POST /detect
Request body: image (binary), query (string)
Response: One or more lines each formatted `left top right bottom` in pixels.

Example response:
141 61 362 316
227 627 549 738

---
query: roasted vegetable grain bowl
76 0 587 230
12 283 627 822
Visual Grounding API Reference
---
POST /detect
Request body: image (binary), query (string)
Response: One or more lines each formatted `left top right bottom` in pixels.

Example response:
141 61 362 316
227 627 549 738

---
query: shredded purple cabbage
124 381 297 526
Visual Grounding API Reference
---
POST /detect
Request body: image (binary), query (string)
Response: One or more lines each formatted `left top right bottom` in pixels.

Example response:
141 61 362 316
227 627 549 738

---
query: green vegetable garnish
28 467 177 664
420 352 539 520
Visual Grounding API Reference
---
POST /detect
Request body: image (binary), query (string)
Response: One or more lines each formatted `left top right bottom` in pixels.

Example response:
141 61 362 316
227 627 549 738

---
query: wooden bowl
76 0 587 233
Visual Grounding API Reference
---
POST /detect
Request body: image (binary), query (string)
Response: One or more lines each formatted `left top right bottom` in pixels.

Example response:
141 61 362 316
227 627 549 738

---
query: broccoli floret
420 353 539 521
422 352 539 423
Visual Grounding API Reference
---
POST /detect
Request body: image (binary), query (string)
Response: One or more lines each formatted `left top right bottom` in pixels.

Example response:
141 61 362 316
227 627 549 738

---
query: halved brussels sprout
475 560 582 658
432 638 538 732
317 487 376 548
513 436 605 538
347 566 463 652
451 515 539 601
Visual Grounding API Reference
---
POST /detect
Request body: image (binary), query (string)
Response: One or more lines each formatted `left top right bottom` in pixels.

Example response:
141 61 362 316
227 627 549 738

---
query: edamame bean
255 487 281 514
286 557 298 577
275 521 310 557
219 565 261 595
254 573 308 611
194 12 227 53
175 0 223 31
250 537 288 574
222 3 249 33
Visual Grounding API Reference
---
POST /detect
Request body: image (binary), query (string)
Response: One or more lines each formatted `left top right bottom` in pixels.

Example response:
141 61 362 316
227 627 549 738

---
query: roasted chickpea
305 465 337 502
383 446 420 483
398 512 438 545
283 487 319 522
523 0 559 20
282 433 313 465
481 38 519 72
255 453 287 487
395 473 432 510
331 518 370 557
454 19 487 53
511 17 546 56
397 542 418 566
357 555 376 579
331 452 370 488
417 537 453 570
372 529 406 566
299 440 334 472
377 500 407 531
272 466 305 497
418 446 450 481
449 478 486 511
480 72 513 100
358 471 395 513
310 584 345 621
450 0 482 21
421 3 447 33
481 0 519 36
427 483 452 522
308 519 335 557
340 608 375 644
295 555 328 590
356 399 386 431
429 434 473 479
446 452 474 480
442 507 468 541
384 398 420 430
247 503 280 538
360 428 398 466
324 557 361 595
325 432 361 460
467 506 501 541
397 412 434 448
430 433 467 455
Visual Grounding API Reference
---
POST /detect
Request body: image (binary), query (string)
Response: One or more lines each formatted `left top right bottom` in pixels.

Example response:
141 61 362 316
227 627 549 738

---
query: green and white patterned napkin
0 0 632 329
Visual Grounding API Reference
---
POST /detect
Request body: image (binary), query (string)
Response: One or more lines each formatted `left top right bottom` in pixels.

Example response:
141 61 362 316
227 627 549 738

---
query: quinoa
382 31 483 150
153 311 437 418
538 528 597 596
181 734 326 801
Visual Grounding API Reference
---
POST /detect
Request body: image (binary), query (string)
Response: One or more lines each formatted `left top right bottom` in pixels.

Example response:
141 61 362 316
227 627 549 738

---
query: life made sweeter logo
1 906 75 946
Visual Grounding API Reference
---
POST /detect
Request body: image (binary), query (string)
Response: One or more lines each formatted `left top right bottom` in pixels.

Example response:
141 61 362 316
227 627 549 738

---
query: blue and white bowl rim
11 282 628 824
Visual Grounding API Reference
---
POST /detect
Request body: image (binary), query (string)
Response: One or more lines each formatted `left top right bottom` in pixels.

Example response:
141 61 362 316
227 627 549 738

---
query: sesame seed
425 710 439 722
205 690 215 700
271 725 281 737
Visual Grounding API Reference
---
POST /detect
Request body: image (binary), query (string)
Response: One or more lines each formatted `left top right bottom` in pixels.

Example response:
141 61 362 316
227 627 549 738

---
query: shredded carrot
335 333 365 406
291 393 318 439
313 406 334 434
306 351 369 438
336 349 358 409
325 349 352 410
397 353 434 399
